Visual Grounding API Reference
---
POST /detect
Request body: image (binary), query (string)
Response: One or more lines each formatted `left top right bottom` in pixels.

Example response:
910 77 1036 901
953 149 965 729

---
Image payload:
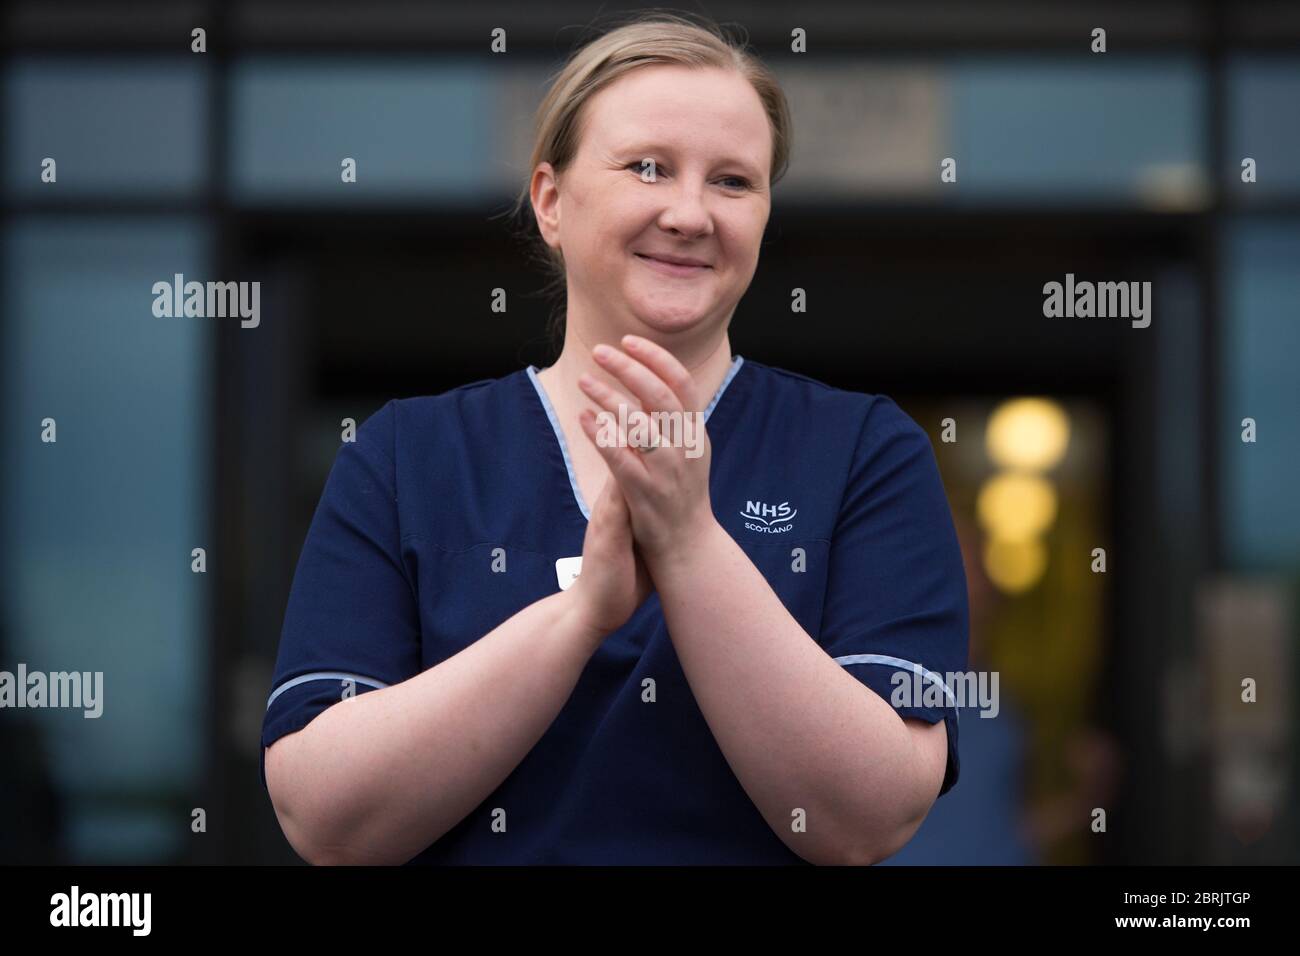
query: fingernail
593 344 612 360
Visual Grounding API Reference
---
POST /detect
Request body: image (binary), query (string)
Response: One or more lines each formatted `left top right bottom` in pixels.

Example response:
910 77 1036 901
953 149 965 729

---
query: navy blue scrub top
261 356 970 864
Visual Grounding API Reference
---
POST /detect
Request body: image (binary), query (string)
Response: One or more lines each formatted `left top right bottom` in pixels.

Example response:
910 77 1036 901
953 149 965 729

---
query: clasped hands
564 334 722 640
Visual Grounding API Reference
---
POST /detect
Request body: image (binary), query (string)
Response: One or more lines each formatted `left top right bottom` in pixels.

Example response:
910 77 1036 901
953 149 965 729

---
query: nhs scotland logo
741 500 796 534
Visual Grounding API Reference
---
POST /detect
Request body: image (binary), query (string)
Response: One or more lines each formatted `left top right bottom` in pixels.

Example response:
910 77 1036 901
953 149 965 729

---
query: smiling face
532 64 773 341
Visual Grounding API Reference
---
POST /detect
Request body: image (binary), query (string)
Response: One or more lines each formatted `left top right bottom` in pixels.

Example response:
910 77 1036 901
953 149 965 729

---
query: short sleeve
260 400 422 790
818 397 970 796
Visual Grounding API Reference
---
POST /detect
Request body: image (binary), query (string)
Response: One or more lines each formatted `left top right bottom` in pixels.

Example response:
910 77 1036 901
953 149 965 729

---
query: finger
633 545 653 598
602 480 638 542
603 476 629 515
591 473 617 517
577 369 641 415
595 475 628 526
578 372 641 421
620 334 699 410
583 478 616 550
585 476 633 564
592 343 683 416
578 373 663 452
579 407 648 485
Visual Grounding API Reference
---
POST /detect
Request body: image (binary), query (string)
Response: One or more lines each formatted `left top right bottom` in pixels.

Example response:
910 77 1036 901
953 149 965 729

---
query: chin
625 289 721 337
628 304 716 337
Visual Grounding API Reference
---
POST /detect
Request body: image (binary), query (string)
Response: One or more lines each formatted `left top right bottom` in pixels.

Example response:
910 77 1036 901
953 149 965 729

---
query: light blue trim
834 653 961 719
526 364 591 519
526 355 744 521
266 671 389 710
703 354 744 421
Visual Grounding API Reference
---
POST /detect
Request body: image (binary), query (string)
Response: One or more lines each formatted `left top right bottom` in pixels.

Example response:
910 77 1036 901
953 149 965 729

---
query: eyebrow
615 142 765 180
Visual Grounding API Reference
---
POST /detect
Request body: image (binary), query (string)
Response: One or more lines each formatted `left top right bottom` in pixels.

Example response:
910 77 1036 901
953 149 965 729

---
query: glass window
229 58 497 202
4 58 208 198
1222 219 1300 568
2 216 210 860
950 57 1207 206
1226 56 1300 200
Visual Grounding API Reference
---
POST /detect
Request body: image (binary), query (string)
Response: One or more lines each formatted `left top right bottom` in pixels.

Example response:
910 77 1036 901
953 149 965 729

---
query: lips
634 252 712 277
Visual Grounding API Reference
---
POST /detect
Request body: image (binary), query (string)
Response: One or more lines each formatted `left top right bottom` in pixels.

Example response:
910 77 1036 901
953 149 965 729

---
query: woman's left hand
577 334 720 566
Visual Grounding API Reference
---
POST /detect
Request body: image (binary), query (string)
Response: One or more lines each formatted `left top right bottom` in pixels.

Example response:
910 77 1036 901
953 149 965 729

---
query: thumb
588 476 627 543
632 545 653 602
603 476 628 516
593 476 619 518
583 479 614 551
601 478 633 537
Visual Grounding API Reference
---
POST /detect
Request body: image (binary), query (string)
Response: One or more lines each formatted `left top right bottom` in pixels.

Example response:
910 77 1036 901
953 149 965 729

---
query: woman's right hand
565 469 653 644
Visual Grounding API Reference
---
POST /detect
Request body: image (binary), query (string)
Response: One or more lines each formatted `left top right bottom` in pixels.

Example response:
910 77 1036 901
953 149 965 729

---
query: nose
656 177 713 240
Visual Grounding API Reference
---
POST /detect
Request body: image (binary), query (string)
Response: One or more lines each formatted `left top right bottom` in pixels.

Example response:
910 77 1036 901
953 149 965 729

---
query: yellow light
986 398 1071 471
976 472 1058 542
983 536 1048 594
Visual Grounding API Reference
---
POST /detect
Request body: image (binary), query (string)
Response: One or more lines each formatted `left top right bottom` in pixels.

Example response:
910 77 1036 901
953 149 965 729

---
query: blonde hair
506 10 793 351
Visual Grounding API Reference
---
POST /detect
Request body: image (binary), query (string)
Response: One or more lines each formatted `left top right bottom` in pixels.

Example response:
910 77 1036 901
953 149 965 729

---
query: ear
530 161 563 250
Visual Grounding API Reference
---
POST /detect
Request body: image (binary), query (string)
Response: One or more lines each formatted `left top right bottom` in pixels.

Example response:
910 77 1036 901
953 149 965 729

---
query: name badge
555 556 583 591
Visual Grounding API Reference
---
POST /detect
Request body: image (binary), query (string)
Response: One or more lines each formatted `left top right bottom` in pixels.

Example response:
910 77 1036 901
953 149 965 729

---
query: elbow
272 790 385 865
268 778 335 865
272 789 370 866
287 823 383 866
270 786 407 866
265 740 371 866
834 801 933 867
840 832 905 867
297 837 361 867
834 827 913 867
280 812 344 866
287 829 336 867
783 795 930 866
838 762 943 865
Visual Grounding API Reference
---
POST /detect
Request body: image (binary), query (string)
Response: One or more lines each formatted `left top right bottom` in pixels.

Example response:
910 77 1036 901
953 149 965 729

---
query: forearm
267 590 600 865
649 521 935 865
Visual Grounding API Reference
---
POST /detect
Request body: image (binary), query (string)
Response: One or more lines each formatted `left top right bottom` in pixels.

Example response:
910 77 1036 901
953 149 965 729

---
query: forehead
578 64 771 171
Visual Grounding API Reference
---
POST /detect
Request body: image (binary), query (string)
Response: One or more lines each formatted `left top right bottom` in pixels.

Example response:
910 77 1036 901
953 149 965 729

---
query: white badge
555 556 583 591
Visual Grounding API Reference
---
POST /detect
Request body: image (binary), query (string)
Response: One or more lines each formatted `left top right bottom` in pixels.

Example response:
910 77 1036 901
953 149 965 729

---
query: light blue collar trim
525 355 745 521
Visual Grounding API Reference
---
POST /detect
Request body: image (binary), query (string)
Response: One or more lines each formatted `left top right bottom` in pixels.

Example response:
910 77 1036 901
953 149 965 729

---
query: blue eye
625 161 750 191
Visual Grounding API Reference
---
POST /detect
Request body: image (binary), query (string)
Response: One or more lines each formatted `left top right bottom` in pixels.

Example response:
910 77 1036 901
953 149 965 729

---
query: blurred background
2 0 1297 865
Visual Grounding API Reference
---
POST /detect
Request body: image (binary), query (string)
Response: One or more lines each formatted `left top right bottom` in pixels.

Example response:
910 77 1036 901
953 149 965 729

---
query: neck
537 314 734 417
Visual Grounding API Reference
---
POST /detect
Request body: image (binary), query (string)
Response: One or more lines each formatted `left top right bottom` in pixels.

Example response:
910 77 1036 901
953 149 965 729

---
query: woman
261 13 968 865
